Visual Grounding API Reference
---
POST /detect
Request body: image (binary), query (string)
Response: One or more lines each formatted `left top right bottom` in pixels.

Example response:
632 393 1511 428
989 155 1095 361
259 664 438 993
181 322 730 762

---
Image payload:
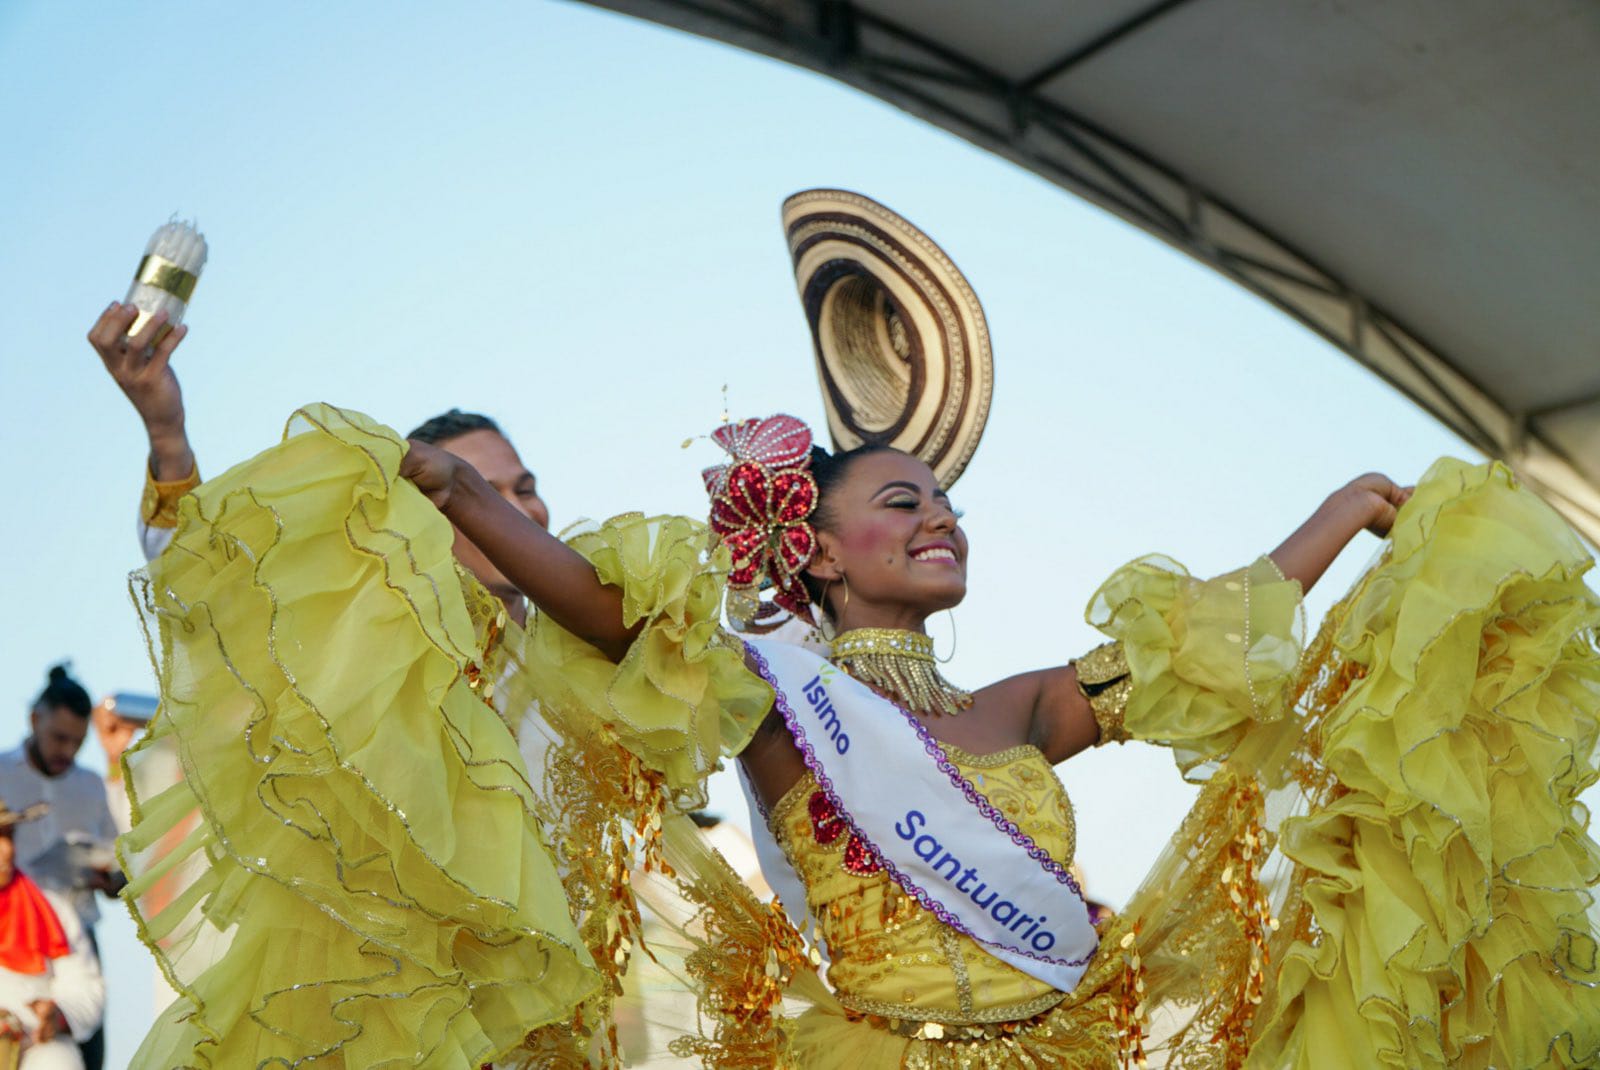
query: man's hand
88 301 195 481
86 866 127 897
27 1000 66 1045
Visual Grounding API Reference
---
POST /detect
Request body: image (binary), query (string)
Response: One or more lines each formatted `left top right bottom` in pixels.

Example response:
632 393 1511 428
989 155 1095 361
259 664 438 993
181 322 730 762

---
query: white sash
741 637 1099 992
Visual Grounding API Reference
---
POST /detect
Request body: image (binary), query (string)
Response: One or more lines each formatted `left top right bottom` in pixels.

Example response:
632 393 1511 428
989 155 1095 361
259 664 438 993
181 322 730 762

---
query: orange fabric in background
0 873 69 974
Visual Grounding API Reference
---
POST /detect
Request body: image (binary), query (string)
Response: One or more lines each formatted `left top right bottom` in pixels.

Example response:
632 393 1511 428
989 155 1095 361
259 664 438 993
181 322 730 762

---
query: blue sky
0 1 1532 1062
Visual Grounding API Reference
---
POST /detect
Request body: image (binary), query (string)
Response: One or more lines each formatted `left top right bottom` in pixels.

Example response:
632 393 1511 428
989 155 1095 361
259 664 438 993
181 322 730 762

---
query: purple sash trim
905 710 1090 900
744 642 1096 971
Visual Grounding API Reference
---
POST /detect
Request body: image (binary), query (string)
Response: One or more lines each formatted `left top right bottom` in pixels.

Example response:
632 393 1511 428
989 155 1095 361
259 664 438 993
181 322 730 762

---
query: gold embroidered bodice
769 743 1077 1025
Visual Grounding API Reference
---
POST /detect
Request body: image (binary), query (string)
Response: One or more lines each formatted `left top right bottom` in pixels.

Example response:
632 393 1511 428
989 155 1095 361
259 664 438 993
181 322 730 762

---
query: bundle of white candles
125 219 208 339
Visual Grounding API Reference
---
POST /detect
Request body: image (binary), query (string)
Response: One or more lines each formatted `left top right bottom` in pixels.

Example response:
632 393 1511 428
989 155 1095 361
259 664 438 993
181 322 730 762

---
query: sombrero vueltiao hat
0 798 47 830
782 189 993 490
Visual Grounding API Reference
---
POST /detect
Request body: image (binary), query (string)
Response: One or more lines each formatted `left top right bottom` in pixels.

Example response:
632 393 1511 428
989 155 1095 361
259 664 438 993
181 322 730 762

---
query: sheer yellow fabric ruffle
118 404 598 1069
1080 553 1318 1065
521 514 773 808
1249 459 1600 1069
1088 554 1306 779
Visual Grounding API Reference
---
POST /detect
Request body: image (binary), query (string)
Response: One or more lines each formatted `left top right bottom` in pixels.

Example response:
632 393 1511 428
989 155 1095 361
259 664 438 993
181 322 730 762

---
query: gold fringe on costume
491 513 775 1067
830 628 973 717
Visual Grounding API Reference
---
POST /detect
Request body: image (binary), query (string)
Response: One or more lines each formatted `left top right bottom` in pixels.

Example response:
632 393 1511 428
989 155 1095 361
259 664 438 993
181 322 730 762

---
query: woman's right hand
89 302 188 438
400 439 466 512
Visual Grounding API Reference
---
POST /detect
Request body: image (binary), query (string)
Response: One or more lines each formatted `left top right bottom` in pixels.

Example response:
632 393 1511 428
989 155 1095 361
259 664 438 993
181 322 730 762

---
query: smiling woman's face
806 449 968 630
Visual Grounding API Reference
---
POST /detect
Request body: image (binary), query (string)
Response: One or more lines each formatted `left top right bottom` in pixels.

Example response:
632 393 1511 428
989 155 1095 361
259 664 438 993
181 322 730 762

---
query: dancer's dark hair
800 443 903 612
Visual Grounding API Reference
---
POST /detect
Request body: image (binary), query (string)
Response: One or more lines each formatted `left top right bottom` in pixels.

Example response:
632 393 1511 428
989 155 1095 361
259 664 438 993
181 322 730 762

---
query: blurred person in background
0 795 105 1070
0 669 120 1070
88 695 153 839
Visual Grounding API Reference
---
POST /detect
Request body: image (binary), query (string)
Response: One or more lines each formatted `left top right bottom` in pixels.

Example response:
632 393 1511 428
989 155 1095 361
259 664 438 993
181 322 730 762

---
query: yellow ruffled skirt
119 405 598 1068
1247 459 1600 1068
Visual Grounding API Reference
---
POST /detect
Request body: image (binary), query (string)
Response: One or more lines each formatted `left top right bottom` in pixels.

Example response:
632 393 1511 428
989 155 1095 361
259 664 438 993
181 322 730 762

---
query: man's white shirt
0 754 118 931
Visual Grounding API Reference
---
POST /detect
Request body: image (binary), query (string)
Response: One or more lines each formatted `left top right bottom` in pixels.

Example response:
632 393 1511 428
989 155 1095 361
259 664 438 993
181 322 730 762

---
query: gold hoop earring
816 573 849 641
935 608 958 664
817 577 837 641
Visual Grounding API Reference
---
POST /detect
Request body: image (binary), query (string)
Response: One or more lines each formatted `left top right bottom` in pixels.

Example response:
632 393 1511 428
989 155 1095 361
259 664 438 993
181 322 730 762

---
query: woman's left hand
1273 471 1416 594
1340 472 1414 537
400 440 465 511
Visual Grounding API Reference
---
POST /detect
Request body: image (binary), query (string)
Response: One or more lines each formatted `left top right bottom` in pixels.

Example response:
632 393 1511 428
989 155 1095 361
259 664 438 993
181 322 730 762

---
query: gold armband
140 464 201 529
1073 641 1132 746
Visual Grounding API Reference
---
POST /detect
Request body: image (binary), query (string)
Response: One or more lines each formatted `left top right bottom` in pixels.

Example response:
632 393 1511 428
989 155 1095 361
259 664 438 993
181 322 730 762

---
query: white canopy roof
577 0 1600 540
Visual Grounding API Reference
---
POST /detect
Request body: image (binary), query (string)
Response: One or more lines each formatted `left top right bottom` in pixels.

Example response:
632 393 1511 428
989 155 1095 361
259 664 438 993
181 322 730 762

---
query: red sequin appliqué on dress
807 790 882 877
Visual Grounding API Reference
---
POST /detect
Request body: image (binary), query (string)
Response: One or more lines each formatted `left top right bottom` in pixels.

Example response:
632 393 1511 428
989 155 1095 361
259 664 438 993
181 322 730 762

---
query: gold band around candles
127 310 175 343
134 255 199 303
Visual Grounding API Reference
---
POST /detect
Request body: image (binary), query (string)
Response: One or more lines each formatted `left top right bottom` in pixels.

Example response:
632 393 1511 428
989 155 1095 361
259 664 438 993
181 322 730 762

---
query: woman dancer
123 404 1599 1067
398 403 1600 1067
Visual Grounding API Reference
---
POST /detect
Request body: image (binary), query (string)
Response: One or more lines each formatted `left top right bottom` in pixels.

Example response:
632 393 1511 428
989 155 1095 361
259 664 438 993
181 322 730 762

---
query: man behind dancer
86 304 551 619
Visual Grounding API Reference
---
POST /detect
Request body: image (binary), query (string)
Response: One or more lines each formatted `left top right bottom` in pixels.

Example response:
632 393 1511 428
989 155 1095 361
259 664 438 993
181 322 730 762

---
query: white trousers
19 1038 84 1070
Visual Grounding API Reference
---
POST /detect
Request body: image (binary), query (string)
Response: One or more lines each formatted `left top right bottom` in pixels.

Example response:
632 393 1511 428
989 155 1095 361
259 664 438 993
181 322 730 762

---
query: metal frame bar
572 0 1599 523
1019 0 1200 91
1525 386 1600 421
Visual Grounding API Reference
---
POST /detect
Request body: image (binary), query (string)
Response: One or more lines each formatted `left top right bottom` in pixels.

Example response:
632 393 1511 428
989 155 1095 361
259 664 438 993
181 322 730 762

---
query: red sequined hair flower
702 415 819 617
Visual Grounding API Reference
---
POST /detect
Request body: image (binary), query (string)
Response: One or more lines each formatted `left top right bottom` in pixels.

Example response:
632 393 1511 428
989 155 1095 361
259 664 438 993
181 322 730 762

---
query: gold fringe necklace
830 628 973 717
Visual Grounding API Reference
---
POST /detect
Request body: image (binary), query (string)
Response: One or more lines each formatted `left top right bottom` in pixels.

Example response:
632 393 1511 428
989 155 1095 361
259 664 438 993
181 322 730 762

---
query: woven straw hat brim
783 189 993 490
0 801 47 829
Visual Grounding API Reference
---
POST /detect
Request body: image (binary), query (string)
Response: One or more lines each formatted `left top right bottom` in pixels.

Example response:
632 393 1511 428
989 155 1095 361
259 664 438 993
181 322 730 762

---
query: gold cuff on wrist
141 463 201 528
1073 640 1132 746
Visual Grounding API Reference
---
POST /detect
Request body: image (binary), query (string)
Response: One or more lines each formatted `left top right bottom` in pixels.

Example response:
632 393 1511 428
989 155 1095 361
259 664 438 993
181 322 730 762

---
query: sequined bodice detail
769 743 1077 1024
